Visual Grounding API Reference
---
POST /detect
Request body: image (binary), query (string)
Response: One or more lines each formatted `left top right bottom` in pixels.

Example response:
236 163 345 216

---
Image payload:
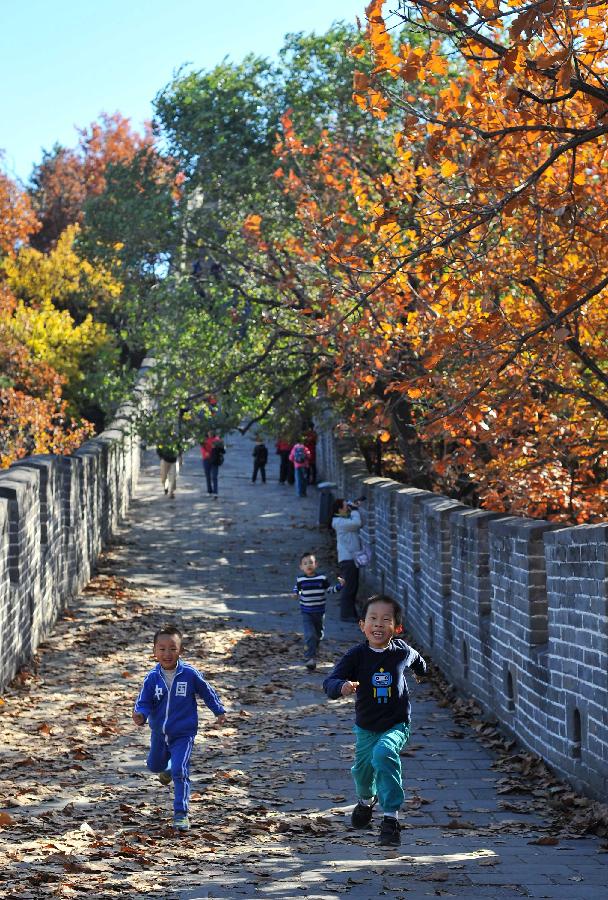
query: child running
132 624 226 831
323 595 426 846
293 552 343 671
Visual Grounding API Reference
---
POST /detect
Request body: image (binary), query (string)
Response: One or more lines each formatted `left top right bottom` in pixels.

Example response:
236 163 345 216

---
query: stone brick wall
0 359 152 691
317 431 608 801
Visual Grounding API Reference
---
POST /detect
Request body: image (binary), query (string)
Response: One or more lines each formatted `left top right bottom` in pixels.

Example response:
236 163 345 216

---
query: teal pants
351 722 411 814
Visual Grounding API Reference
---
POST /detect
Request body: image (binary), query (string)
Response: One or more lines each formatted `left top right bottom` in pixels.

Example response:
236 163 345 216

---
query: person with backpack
289 440 311 497
252 436 269 484
157 443 181 499
200 430 224 496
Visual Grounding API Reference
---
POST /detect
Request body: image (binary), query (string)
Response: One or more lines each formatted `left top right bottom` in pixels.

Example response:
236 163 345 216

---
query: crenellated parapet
317 430 608 801
0 359 152 691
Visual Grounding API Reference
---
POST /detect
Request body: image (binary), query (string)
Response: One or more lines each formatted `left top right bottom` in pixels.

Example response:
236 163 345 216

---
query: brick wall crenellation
0 359 153 692
317 430 608 801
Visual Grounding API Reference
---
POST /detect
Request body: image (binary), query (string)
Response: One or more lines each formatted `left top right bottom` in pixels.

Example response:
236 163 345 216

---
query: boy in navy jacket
133 625 226 831
323 595 426 847
293 551 343 670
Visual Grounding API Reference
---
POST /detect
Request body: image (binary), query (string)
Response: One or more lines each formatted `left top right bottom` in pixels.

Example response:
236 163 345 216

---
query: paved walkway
2 434 607 899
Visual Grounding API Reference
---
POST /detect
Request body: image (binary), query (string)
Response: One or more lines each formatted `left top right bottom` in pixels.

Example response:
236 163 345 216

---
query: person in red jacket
275 436 292 484
200 431 224 495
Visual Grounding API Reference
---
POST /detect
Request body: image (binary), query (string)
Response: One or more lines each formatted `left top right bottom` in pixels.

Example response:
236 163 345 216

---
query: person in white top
331 497 364 622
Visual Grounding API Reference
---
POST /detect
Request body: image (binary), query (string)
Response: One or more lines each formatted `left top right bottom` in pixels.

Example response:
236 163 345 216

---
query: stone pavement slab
1 432 606 900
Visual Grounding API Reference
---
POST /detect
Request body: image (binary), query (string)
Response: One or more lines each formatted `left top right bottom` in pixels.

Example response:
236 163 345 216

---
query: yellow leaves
440 159 459 178
428 55 449 77
379 430 391 442
370 207 399 233
365 0 401 75
5 299 115 387
573 172 586 186
349 43 367 60
414 164 434 179
353 87 391 120
407 387 423 400
2 224 122 308
243 213 262 235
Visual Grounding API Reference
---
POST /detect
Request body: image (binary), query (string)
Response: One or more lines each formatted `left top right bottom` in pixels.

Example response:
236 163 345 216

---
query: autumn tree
0 166 93 464
235 1 608 521
29 113 154 252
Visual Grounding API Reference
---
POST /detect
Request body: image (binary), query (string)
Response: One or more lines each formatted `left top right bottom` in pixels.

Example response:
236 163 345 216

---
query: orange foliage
0 169 39 254
30 112 156 250
0 170 92 466
249 1 608 521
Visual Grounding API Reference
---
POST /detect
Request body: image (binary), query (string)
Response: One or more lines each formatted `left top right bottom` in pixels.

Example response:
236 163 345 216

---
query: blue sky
0 0 368 183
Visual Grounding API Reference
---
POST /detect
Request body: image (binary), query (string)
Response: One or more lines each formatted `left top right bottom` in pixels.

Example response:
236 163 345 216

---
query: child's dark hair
331 497 345 518
154 624 183 646
300 550 316 562
359 595 404 627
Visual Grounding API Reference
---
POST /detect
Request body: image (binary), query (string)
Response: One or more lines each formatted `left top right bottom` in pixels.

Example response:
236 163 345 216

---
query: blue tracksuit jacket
134 660 225 737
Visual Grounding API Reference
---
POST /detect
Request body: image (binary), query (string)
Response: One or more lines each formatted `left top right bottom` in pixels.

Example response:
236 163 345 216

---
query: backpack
211 440 225 466
293 444 307 464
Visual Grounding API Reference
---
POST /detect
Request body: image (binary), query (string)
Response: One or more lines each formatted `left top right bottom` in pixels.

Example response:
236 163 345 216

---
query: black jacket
253 443 268 465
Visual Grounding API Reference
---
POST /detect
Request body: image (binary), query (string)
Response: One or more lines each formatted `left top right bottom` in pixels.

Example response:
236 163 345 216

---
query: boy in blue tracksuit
323 595 426 847
133 625 226 831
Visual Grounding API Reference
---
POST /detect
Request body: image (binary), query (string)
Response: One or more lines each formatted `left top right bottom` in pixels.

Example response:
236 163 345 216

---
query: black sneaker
350 795 377 828
378 815 401 846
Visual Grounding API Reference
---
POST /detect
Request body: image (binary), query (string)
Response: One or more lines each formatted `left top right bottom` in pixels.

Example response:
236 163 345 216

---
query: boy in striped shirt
293 552 344 671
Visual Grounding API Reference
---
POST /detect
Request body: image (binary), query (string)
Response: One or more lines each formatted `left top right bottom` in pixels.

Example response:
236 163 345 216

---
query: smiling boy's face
300 554 317 576
360 601 397 649
154 633 181 670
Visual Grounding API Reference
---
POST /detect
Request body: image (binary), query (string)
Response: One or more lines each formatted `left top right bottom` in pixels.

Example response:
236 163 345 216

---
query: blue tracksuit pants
147 732 195 817
351 722 411 814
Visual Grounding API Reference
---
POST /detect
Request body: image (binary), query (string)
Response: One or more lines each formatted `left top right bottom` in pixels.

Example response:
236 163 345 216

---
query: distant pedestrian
289 440 311 497
252 436 268 483
132 624 226 832
304 424 318 485
323 595 426 847
293 552 344 671
275 437 292 484
157 444 180 499
200 431 225 496
331 497 365 621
